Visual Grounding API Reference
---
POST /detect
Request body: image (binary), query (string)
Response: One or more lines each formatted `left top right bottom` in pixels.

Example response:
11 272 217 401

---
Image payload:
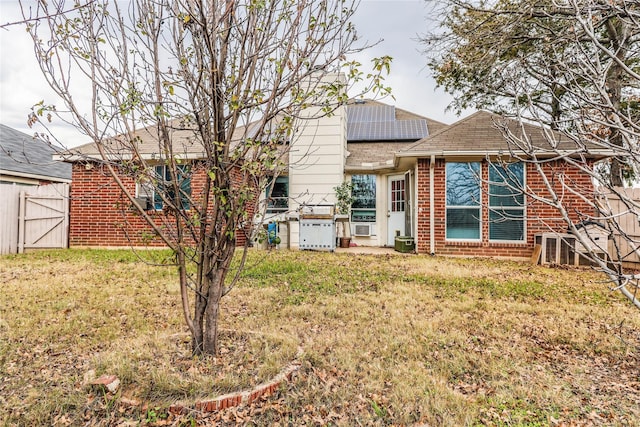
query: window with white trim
351 175 376 222
488 162 525 241
390 178 405 212
266 176 288 213
136 164 191 210
445 162 481 240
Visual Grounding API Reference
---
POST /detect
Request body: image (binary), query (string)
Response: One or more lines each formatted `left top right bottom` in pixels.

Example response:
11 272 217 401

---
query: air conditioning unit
534 233 578 265
133 197 152 210
352 223 372 237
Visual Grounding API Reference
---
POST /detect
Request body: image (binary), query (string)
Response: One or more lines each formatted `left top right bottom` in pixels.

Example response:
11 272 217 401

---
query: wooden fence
0 183 70 255
599 187 640 266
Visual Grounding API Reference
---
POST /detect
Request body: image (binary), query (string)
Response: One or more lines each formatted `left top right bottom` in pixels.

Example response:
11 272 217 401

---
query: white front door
387 175 406 246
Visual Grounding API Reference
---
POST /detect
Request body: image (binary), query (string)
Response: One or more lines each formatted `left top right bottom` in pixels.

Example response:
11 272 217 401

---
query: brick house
264 100 612 259
266 98 448 249
57 96 613 259
58 124 256 248
396 111 612 258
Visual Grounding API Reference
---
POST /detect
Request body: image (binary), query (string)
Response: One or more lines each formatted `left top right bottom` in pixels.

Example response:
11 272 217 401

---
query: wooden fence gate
18 183 70 253
1 183 70 254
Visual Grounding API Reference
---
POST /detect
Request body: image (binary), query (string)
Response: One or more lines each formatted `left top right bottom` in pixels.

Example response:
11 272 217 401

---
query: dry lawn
0 249 639 426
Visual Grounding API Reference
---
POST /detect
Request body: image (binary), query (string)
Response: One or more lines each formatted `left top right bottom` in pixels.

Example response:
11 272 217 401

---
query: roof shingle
399 111 612 158
0 124 71 181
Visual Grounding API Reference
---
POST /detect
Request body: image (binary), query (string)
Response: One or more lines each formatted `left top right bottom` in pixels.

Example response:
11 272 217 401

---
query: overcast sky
0 0 467 146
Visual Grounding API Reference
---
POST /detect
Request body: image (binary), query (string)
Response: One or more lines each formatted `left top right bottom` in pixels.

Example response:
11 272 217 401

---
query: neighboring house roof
345 99 448 171
58 116 289 162
0 124 72 183
397 110 617 159
59 119 209 161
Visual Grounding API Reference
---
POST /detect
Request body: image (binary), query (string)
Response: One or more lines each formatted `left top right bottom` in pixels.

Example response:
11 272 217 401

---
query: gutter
429 154 435 256
344 159 400 173
0 169 72 184
395 149 621 159
53 152 210 163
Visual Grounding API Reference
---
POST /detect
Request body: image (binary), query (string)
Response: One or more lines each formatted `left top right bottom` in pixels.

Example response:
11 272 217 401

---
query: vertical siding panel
0 183 29 254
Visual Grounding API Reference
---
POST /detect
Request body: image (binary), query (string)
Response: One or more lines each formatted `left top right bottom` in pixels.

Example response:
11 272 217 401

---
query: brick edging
168 347 303 415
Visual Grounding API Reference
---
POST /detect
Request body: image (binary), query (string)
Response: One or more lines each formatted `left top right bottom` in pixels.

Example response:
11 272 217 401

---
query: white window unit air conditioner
134 196 153 211
353 223 372 237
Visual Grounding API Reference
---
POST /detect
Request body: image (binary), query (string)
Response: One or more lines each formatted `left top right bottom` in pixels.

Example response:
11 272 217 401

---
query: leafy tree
424 0 640 307
423 0 640 186
22 0 392 355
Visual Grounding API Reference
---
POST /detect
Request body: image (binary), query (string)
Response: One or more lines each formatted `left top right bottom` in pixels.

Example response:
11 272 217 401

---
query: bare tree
22 0 392 355
424 0 639 186
424 0 640 307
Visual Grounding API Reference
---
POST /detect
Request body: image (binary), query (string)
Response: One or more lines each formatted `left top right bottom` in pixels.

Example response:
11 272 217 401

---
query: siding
288 102 347 248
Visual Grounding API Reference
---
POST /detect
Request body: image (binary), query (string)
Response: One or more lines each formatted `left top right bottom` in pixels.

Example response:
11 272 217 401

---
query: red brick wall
69 162 255 248
416 158 595 258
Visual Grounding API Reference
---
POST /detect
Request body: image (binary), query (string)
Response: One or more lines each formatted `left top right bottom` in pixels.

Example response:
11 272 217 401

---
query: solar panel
347 120 428 141
347 105 395 123
395 120 429 140
346 104 429 141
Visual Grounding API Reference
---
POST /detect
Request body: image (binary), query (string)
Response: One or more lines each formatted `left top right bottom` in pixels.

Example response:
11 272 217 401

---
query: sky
0 0 466 146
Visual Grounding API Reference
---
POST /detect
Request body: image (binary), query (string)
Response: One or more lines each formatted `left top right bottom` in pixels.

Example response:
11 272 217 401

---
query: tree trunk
191 238 236 356
610 157 624 187
605 17 627 188
203 272 225 354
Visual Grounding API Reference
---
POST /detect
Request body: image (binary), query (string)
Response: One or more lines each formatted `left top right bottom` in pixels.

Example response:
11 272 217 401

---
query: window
489 162 524 241
266 176 288 213
351 175 376 222
390 178 405 212
446 162 481 240
136 164 191 210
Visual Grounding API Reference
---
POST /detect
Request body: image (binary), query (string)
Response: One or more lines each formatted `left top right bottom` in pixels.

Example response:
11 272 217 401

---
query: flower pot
339 237 351 248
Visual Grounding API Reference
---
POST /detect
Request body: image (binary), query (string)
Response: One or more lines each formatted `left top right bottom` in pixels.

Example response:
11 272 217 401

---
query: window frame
445 161 482 242
135 164 191 211
488 162 526 243
350 174 376 223
390 178 405 213
266 175 289 214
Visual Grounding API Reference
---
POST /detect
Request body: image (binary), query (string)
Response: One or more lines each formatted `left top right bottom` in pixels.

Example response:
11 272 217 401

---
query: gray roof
61 117 286 161
62 119 208 160
0 124 72 182
346 141 416 170
59 99 455 170
398 111 615 158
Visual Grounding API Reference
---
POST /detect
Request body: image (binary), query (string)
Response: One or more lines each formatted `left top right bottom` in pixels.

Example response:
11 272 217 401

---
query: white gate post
18 190 26 254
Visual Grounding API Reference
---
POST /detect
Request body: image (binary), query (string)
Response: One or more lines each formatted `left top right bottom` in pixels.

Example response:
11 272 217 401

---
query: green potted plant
334 181 354 248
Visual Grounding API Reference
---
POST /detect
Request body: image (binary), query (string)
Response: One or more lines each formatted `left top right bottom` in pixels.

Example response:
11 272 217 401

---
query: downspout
429 155 435 256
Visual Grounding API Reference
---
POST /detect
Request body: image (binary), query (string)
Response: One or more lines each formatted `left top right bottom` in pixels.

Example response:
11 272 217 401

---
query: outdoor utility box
574 222 609 254
394 236 415 253
299 205 336 252
573 221 610 266
299 220 336 251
